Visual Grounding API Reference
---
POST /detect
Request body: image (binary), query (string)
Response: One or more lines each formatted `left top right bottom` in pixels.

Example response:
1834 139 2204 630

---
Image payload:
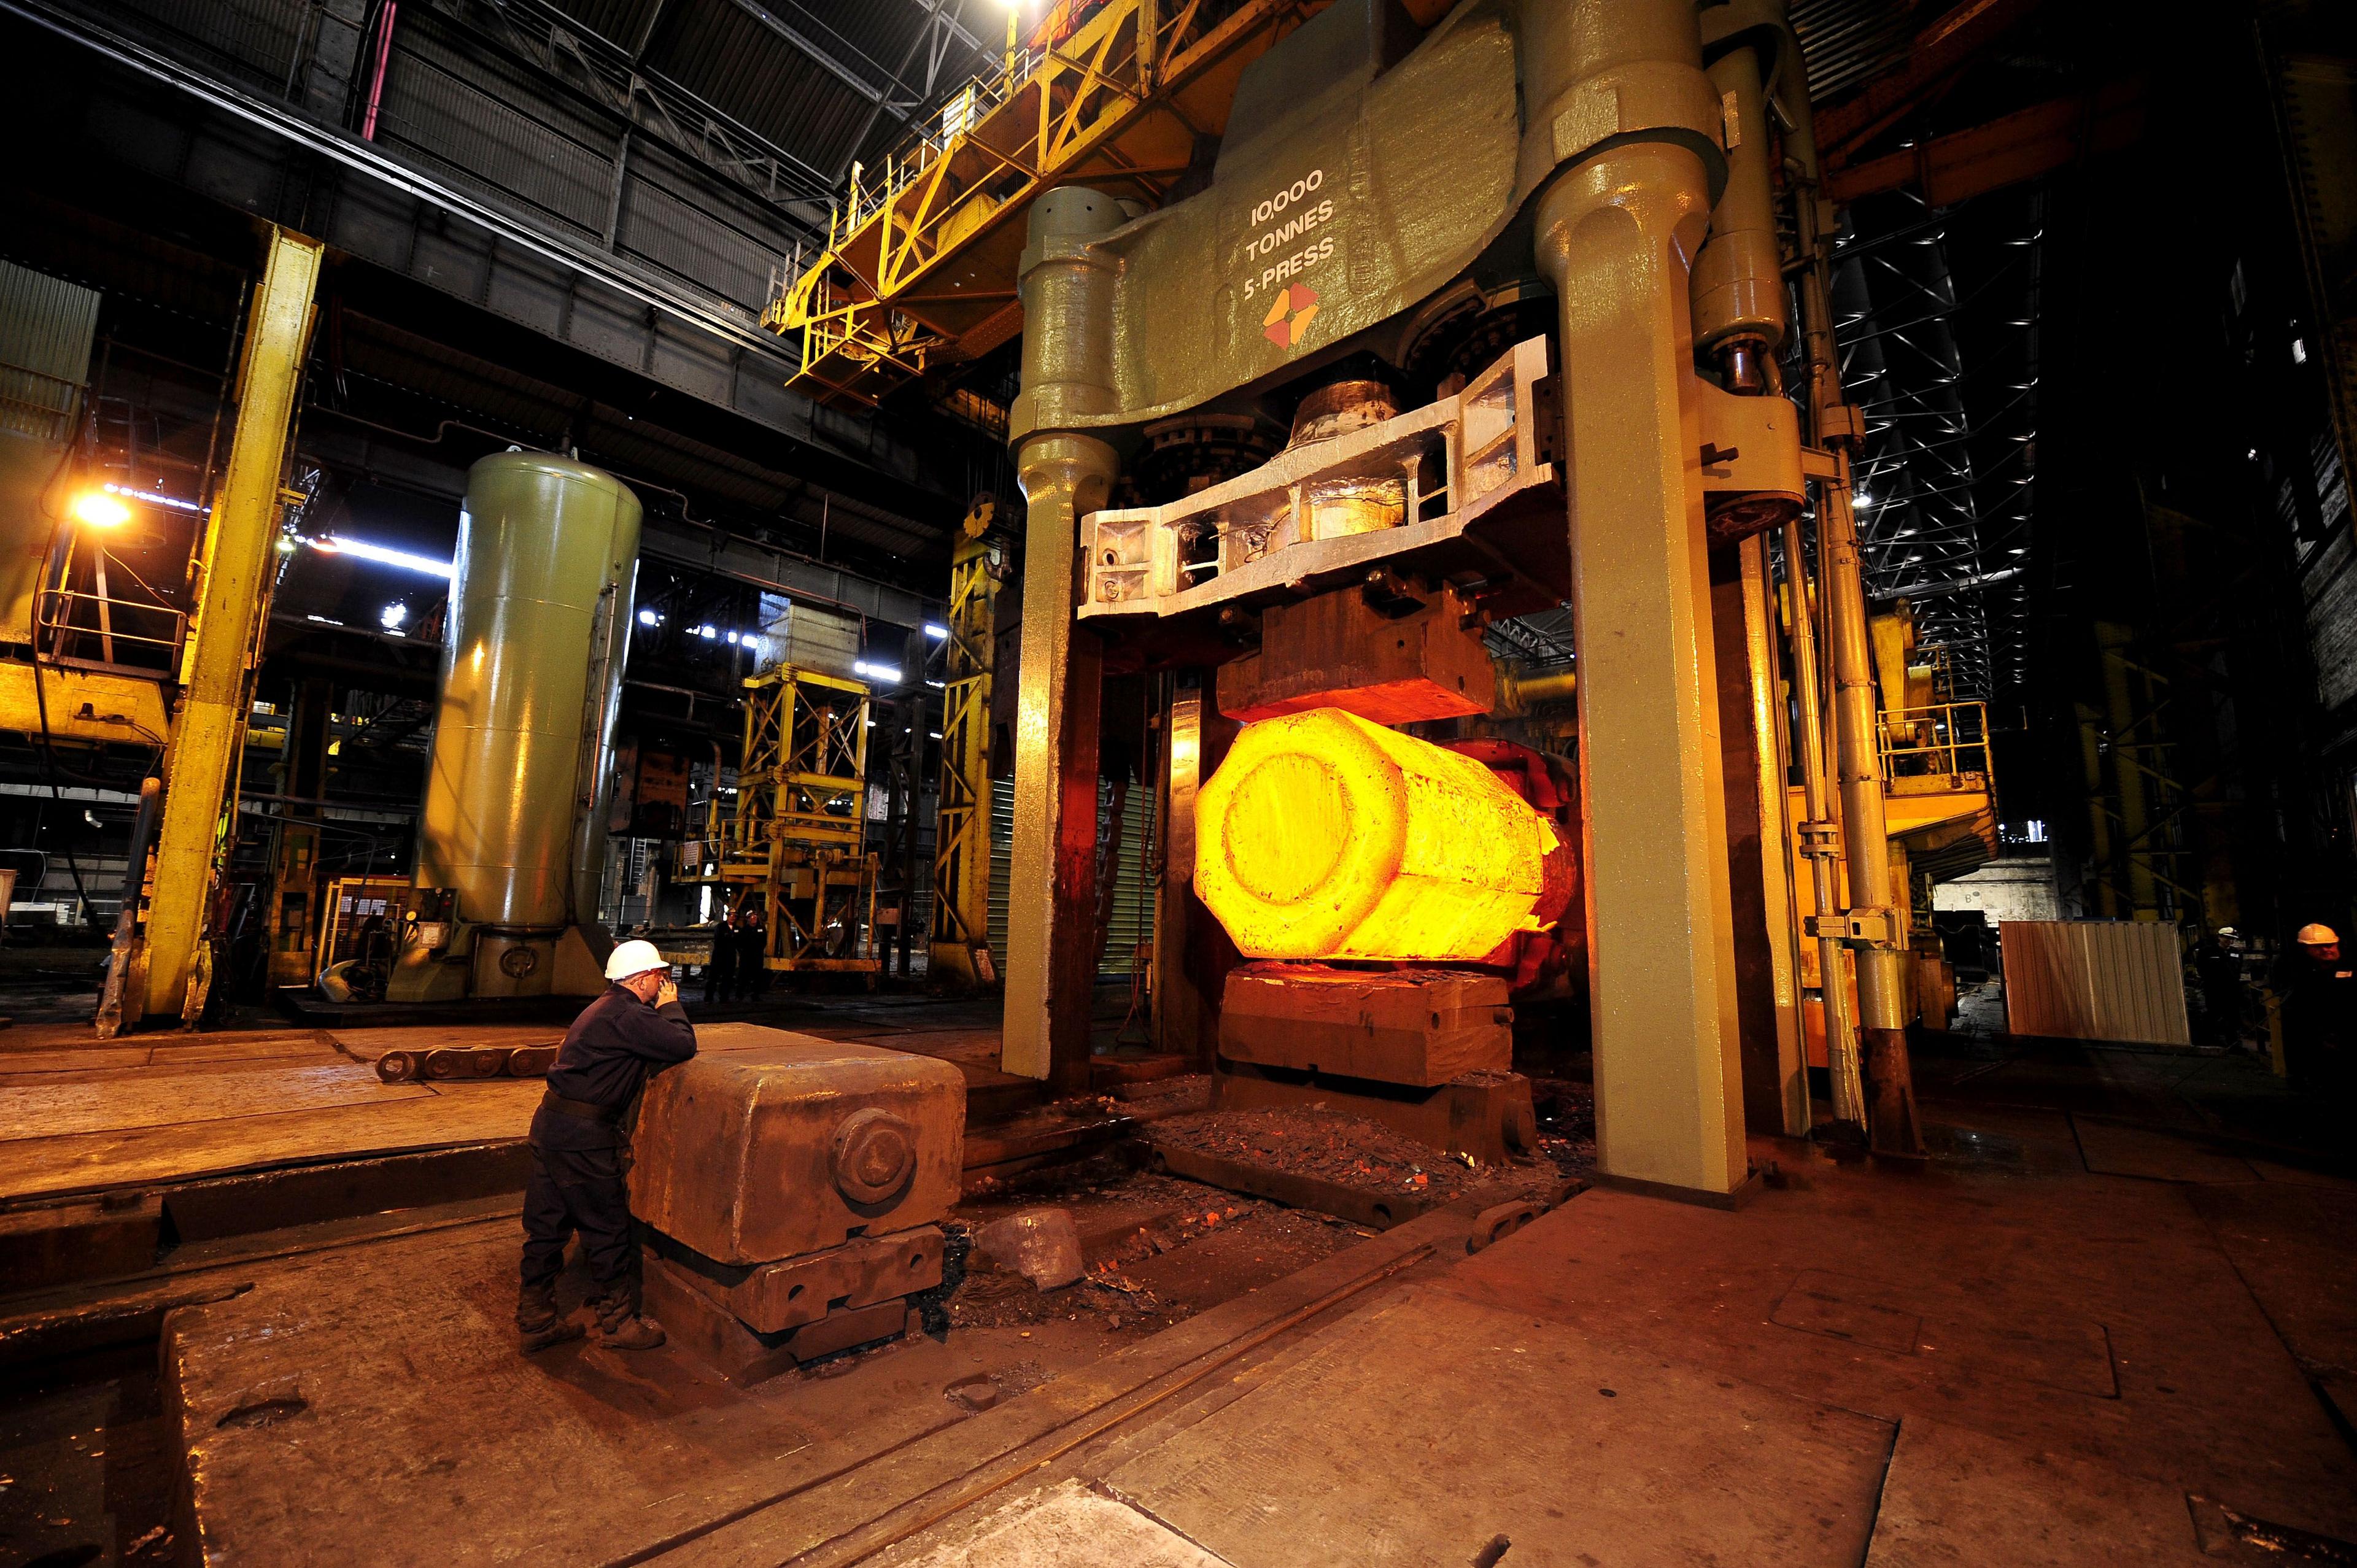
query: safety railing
1878 700 1991 781
764 0 1282 403
35 582 188 676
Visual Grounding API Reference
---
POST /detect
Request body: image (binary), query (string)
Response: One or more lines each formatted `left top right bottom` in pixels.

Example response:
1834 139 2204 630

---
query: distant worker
2195 930 2245 1049
2277 923 2356 1101
517 939 696 1354
702 901 737 1005
733 902 770 1001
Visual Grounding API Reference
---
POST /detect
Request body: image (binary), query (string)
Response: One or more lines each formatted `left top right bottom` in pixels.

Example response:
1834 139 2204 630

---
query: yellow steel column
138 227 322 1025
1524 0 1745 1198
1783 514 1866 1129
1819 455 1923 1153
1003 188 1123 1089
930 519 1002 987
1740 535 1811 1135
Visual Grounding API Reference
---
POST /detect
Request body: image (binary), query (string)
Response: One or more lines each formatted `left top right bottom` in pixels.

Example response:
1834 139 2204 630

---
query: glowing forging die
1194 707 1562 961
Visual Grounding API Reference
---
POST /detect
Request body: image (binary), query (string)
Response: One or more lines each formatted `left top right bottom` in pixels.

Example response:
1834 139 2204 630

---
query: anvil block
630 1035 965 1266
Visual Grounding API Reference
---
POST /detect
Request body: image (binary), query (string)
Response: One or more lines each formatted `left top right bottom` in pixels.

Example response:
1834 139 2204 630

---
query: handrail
34 584 188 674
1878 699 1991 781
761 0 1290 403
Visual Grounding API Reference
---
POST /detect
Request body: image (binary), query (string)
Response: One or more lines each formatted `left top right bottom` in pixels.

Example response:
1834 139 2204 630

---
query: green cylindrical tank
414 452 641 931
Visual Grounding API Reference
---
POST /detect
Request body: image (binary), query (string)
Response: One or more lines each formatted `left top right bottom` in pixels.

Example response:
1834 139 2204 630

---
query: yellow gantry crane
765 0 1329 406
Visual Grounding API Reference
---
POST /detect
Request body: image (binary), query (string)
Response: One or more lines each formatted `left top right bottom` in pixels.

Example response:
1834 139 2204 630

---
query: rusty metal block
1216 589 1498 725
642 1256 917 1386
1220 964 1512 1086
652 1225 946 1334
629 1037 965 1266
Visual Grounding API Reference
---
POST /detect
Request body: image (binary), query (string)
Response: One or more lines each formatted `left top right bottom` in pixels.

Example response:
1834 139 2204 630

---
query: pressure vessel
412 453 640 929
1194 706 1561 960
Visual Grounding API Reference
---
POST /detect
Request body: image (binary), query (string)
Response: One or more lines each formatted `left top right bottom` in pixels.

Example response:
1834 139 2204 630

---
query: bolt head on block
629 1037 965 1266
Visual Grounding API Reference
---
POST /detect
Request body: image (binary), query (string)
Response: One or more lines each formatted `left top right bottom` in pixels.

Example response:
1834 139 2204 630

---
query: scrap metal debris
1146 1106 1508 1202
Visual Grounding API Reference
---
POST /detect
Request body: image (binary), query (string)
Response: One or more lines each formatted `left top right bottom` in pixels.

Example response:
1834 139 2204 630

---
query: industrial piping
1778 27 1926 1157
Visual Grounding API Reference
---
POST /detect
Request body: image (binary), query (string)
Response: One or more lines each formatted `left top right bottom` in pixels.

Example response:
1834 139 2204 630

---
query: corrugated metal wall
2000 919 2191 1046
616 141 788 313
378 23 618 238
989 779 1010 970
116 0 312 96
1100 784 1156 978
0 260 101 442
987 778 1155 979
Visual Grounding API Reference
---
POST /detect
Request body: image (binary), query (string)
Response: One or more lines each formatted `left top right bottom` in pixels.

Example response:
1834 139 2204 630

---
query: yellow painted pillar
1741 535 1812 1135
1524 0 1744 1198
139 228 323 1024
1003 187 1124 1090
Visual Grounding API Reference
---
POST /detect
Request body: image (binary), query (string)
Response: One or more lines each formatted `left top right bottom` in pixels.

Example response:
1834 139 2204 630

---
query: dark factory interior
1 0 2355 1563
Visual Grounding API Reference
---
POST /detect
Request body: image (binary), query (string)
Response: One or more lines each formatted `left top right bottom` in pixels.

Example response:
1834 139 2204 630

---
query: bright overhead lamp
69 491 131 528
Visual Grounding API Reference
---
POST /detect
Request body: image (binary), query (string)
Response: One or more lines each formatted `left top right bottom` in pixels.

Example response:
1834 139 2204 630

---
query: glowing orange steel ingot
1194 708 1560 960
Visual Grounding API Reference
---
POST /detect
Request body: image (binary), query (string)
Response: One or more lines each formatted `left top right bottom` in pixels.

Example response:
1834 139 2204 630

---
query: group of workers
701 900 770 1003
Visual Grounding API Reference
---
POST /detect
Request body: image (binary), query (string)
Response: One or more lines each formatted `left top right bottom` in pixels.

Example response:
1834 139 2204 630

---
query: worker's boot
589 1289 667 1351
516 1280 583 1353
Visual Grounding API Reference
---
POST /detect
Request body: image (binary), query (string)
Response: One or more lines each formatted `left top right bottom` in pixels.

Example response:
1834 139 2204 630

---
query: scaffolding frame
929 528 1001 986
727 663 882 976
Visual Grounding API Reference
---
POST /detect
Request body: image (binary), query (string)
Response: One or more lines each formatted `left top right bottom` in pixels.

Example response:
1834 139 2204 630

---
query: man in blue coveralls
517 938 697 1352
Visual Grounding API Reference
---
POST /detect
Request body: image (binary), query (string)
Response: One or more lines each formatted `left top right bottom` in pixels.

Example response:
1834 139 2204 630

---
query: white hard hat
2296 923 2340 947
605 938 668 981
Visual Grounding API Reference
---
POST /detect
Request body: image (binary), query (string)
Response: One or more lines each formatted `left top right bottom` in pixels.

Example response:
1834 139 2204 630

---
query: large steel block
1220 963 1512 1086
630 1038 965 1265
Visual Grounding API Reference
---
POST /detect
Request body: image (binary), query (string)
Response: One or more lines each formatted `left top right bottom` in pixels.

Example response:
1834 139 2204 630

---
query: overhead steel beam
12 0 971 506
1827 80 2146 207
719 0 913 124
1815 0 2048 162
637 525 937 628
899 0 985 60
839 0 953 180
436 0 837 214
6 0 786 360
290 425 941 628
